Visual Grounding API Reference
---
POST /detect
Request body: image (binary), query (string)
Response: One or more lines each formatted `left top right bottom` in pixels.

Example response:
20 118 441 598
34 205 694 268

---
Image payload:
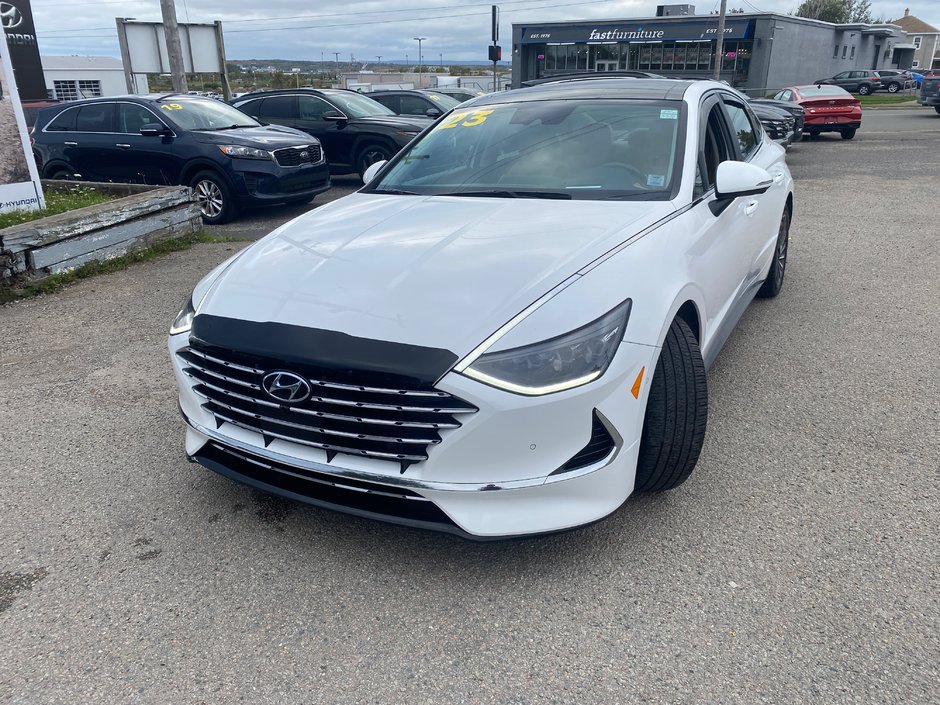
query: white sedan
169 78 793 539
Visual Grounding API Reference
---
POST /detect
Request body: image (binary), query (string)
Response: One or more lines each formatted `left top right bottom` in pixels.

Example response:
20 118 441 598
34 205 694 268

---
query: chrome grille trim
209 409 429 462
195 392 441 445
192 377 459 429
177 344 477 470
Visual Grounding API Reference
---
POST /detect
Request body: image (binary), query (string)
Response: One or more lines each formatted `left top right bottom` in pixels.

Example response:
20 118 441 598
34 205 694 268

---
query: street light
413 36 426 86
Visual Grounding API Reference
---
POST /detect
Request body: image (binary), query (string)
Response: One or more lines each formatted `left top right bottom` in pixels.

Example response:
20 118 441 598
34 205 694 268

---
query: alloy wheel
775 212 789 282
194 179 224 219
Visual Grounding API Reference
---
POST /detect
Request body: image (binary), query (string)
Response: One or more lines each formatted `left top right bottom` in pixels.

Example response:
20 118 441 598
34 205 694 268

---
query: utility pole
414 37 426 87
713 0 727 81
159 0 188 93
491 5 500 92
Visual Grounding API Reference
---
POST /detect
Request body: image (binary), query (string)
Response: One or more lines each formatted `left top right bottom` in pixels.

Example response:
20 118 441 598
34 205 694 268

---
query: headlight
218 145 272 160
170 295 195 335
462 299 631 395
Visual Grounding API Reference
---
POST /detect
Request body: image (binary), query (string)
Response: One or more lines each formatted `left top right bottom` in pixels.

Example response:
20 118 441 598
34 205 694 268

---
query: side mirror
140 123 169 137
362 160 387 185
425 108 441 118
714 161 772 200
323 111 347 122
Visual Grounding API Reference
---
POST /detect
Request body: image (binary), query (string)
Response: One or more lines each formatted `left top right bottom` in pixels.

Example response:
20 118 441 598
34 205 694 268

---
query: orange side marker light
630 367 645 399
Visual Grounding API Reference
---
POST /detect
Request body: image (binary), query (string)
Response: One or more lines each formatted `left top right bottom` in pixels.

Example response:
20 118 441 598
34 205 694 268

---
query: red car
772 84 862 140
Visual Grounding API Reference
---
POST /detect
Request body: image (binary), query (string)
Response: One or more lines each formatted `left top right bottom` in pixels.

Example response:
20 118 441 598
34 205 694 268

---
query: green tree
270 70 287 89
850 0 873 22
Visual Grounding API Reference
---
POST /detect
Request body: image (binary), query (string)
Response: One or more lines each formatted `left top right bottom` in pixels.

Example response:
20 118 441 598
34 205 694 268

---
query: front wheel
356 143 393 180
841 128 856 140
633 317 708 493
858 84 872 96
886 82 900 93
190 170 237 225
757 207 790 299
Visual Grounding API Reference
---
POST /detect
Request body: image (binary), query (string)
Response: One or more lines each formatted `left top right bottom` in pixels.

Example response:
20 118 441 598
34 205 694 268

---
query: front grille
195 442 459 529
551 411 615 476
273 145 322 167
177 342 477 472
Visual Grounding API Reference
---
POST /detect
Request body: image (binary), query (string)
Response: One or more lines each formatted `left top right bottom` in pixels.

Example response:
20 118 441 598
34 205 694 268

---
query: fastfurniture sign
520 18 753 44
0 27 44 214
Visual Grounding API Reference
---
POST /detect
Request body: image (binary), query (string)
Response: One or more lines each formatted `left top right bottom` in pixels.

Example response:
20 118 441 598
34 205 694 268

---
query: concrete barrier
0 180 200 281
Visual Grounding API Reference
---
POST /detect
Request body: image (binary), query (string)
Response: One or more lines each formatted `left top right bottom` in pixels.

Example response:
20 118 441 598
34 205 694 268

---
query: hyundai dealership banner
0 29 44 214
2 0 46 99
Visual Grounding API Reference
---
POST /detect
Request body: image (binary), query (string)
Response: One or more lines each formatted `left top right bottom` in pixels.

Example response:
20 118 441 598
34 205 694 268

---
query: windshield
798 85 851 98
321 91 395 118
368 99 683 200
159 98 260 130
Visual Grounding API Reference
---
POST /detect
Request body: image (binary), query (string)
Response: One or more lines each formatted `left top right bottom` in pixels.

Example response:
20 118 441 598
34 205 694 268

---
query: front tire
190 170 237 225
840 128 856 140
757 207 790 299
886 82 900 93
356 143 393 180
633 317 708 493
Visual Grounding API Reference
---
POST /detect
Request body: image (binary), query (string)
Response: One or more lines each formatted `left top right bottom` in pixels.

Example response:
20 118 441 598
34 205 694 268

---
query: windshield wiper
370 188 420 195
437 189 571 200
195 124 256 131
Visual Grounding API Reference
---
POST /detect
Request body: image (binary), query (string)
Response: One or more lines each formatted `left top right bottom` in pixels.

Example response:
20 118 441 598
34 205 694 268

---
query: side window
778 90 791 101
260 96 296 122
75 103 116 133
297 96 331 121
371 95 399 113
117 103 158 133
834 71 850 79
45 108 78 131
697 102 734 196
723 100 758 160
238 99 263 118
399 95 430 116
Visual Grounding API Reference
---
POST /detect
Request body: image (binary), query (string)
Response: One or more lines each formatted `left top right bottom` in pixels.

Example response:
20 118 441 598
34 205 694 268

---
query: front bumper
170 332 659 538
230 159 331 204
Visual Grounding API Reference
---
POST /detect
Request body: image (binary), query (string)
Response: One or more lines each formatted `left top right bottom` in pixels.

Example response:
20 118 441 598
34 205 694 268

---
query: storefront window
697 43 712 71
649 43 663 70
675 44 688 70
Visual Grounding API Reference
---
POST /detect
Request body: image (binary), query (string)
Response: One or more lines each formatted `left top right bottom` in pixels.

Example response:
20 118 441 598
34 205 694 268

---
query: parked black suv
33 94 330 223
918 75 940 114
367 89 461 118
230 89 431 178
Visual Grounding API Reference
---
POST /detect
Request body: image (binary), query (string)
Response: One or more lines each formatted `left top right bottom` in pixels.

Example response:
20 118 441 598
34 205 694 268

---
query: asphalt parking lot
1 108 938 704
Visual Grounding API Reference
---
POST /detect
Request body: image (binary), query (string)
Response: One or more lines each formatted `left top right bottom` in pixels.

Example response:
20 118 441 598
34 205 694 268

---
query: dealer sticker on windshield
647 174 665 187
660 109 678 120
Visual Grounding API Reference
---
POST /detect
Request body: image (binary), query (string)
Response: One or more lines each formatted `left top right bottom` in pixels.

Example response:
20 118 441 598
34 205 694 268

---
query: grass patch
0 231 239 305
0 185 113 229
857 94 918 106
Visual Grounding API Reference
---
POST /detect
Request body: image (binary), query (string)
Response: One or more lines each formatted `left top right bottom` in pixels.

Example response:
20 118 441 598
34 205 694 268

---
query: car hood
351 114 432 131
198 193 675 358
191 124 316 147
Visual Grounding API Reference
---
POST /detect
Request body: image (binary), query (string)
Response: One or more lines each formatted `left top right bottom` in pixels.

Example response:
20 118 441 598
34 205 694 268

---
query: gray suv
815 70 882 95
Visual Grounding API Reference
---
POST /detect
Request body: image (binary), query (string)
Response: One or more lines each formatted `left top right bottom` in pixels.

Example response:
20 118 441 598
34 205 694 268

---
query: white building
42 56 148 101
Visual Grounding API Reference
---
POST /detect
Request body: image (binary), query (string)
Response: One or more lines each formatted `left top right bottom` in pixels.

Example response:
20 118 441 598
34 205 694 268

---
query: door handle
64 141 78 146
116 143 131 149
773 172 785 183
744 200 759 216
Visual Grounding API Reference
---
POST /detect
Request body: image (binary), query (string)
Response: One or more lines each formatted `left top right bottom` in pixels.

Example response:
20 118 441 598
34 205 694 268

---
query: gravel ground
0 110 937 704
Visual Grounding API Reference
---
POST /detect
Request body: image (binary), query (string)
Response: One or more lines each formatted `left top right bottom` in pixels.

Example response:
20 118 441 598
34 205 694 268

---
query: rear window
800 85 851 98
45 107 78 131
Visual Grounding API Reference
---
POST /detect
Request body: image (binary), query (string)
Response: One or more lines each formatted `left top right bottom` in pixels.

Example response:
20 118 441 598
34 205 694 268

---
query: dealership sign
0 29 44 215
520 18 753 44
2 0 45 99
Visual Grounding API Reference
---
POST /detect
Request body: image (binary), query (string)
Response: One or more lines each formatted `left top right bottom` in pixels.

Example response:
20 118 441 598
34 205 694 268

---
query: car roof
471 78 699 106
231 88 362 101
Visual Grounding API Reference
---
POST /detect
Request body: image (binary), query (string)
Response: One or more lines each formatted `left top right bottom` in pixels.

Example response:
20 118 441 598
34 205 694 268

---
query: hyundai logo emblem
262 371 311 403
299 151 309 159
0 2 24 29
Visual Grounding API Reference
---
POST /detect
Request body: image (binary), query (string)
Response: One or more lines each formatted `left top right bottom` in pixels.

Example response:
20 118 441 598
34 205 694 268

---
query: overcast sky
30 0 940 64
